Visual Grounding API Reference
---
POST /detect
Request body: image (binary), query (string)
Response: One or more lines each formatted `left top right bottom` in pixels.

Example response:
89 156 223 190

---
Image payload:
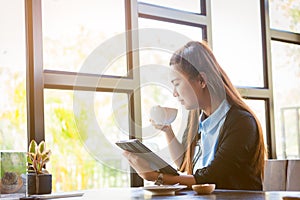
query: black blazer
186 106 263 190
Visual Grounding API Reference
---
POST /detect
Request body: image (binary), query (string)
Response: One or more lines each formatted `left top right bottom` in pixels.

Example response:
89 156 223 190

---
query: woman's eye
171 79 180 87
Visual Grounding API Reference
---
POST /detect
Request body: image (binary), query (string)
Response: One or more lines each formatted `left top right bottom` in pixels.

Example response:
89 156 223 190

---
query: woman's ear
198 72 207 88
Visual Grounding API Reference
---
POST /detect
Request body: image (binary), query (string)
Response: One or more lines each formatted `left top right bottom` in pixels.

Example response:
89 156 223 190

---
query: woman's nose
173 89 178 97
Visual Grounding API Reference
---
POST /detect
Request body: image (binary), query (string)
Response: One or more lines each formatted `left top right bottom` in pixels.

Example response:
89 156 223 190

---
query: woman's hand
123 151 196 187
150 119 173 133
123 151 158 181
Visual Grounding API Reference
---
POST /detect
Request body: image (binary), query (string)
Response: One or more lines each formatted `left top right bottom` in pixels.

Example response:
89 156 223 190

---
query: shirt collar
198 99 231 134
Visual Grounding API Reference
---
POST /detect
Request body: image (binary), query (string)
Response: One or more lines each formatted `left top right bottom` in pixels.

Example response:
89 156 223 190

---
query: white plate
142 185 187 195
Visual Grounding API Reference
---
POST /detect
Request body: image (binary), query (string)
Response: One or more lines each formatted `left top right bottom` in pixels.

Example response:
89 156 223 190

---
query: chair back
286 159 300 191
263 159 300 191
263 159 287 191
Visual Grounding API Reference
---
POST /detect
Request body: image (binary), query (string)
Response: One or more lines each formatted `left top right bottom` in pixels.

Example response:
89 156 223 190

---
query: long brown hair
170 41 267 177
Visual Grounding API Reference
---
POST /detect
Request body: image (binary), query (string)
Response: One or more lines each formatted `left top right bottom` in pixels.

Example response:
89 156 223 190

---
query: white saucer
142 185 187 195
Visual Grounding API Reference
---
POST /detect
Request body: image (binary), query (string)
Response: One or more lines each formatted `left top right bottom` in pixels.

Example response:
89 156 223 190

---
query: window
44 90 130 191
41 0 134 191
269 0 300 159
271 41 300 158
269 0 300 34
41 0 211 189
42 0 127 76
0 0 27 151
211 0 264 87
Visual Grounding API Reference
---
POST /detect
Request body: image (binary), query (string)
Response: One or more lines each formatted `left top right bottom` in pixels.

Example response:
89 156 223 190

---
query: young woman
123 41 267 190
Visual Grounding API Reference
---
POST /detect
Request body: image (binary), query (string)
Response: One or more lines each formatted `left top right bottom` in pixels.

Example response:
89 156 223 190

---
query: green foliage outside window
44 91 129 192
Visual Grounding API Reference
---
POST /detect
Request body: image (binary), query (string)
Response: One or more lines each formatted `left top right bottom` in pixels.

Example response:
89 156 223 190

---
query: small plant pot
27 173 52 195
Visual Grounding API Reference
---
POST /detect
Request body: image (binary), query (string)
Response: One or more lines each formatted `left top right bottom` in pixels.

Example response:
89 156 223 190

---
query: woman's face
169 65 205 110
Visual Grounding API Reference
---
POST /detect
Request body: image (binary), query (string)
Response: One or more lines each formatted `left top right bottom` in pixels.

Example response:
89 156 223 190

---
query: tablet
116 139 179 176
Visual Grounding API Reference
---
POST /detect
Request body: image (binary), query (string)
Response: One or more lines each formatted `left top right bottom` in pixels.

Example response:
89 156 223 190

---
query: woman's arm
151 122 184 168
162 173 196 188
123 151 196 188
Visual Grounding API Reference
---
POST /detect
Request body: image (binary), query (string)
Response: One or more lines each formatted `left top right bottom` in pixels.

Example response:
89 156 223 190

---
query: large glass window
269 0 300 34
44 89 130 192
211 0 264 87
269 0 300 159
42 0 127 76
0 0 27 150
271 41 300 159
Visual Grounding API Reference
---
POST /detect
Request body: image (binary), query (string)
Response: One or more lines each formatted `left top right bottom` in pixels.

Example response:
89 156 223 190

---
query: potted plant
27 140 52 195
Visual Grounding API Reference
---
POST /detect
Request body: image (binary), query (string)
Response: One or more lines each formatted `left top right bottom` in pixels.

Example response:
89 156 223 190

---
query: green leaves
38 141 45 154
29 140 37 154
27 140 51 174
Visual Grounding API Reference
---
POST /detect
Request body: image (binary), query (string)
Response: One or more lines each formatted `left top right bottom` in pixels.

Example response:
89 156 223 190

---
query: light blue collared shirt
193 99 231 173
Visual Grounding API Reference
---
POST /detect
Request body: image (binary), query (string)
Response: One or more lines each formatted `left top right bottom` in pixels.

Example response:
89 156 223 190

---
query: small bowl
282 197 300 200
192 183 215 195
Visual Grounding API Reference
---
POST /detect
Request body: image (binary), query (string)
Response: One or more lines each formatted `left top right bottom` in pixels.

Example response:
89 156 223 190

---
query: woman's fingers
123 151 142 166
123 152 152 172
122 150 130 157
150 119 160 128
123 151 136 165
150 118 171 131
123 151 158 181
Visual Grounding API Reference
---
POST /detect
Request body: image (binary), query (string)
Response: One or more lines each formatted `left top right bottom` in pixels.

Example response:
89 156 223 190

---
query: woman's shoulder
221 105 259 139
228 105 253 117
225 105 256 126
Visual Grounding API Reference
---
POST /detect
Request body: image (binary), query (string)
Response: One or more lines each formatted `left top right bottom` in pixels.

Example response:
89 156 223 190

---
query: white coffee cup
150 105 178 125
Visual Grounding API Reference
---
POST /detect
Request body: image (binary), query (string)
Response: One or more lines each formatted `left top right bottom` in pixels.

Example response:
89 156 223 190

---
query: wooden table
44 188 300 200
22 188 300 200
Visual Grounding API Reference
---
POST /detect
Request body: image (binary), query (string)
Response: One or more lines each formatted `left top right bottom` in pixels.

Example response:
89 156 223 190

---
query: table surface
27 188 300 200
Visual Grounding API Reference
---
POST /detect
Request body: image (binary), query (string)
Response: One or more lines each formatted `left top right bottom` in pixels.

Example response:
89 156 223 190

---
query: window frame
25 0 45 144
